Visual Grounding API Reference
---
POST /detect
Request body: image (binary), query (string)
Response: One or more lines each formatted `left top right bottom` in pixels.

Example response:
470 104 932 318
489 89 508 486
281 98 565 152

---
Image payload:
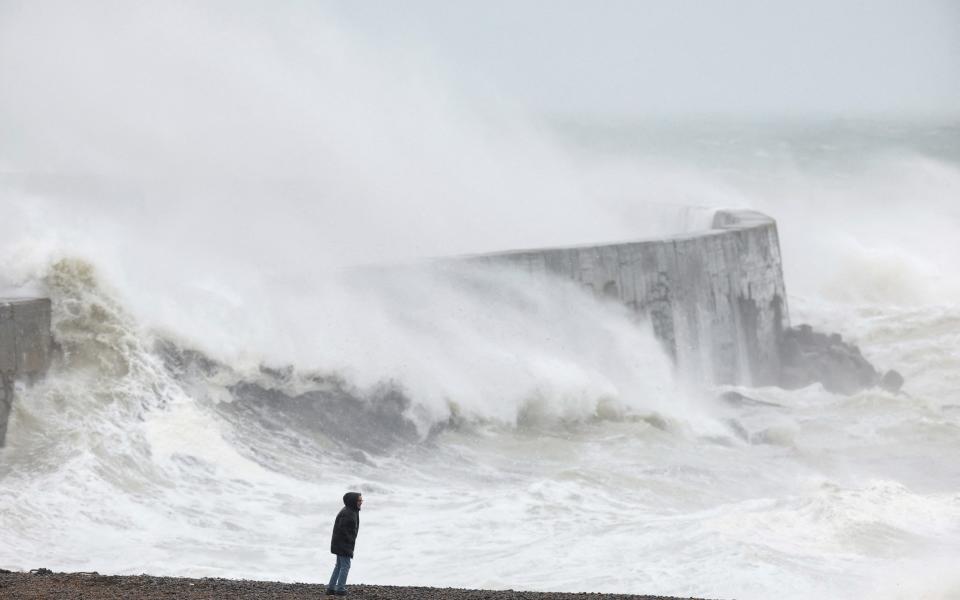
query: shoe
334 591 347 596
325 589 335 596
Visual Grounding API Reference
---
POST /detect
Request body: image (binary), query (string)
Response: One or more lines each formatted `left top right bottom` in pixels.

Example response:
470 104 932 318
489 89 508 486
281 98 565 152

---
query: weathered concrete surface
0 298 53 446
466 209 789 386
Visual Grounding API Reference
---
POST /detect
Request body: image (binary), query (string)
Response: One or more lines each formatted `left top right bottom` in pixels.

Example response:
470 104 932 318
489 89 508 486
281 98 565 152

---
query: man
327 492 362 596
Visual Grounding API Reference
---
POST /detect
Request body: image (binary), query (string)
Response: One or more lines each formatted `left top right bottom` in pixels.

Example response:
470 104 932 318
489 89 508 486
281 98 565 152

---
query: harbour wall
465 209 790 386
0 298 53 446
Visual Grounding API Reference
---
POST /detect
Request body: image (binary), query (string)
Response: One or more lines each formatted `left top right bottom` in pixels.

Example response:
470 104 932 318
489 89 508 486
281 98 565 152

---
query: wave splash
6 256 682 450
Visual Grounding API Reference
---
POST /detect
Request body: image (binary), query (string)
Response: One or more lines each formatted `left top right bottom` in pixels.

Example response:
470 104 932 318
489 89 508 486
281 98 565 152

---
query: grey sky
318 0 960 117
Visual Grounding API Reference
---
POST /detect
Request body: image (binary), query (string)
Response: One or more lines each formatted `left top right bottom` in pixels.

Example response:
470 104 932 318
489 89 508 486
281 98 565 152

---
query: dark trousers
328 555 351 591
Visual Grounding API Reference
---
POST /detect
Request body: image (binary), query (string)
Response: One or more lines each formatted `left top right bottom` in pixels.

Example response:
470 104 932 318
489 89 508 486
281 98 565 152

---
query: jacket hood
343 492 361 511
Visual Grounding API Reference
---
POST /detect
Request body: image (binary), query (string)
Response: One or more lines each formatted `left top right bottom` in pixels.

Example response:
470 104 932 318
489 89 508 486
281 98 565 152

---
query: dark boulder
879 369 905 393
778 324 903 395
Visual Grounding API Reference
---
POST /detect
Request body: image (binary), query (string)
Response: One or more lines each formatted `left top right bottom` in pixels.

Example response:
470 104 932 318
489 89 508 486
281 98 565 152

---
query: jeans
328 555 351 592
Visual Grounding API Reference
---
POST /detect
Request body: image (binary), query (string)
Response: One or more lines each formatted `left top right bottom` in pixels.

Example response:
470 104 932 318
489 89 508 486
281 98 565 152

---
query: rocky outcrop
778 324 903 395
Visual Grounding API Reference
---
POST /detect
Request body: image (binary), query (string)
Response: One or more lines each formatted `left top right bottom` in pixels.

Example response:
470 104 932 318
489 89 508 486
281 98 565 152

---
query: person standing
327 492 362 596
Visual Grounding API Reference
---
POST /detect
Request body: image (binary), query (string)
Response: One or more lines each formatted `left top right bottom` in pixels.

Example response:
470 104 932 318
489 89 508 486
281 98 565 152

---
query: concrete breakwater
466 209 789 386
0 298 53 446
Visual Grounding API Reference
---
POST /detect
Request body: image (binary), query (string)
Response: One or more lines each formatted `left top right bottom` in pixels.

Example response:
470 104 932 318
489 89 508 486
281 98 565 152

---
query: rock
778 325 902 395
880 370 905 393
718 391 781 408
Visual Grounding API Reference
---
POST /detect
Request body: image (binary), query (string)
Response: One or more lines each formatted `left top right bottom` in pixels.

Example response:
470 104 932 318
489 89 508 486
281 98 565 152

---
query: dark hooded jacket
330 492 361 557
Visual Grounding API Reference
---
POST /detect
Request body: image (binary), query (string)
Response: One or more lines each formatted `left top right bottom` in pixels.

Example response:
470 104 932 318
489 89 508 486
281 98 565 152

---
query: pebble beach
0 570 715 600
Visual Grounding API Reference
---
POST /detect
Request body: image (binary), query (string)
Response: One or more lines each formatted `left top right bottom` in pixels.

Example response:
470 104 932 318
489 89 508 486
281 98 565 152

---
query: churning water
2 4 960 599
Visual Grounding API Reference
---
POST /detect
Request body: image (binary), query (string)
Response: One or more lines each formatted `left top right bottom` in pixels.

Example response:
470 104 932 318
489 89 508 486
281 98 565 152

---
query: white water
2 3 960 599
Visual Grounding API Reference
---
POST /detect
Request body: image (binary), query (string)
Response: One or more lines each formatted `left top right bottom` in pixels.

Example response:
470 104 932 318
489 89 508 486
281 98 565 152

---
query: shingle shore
0 570 716 599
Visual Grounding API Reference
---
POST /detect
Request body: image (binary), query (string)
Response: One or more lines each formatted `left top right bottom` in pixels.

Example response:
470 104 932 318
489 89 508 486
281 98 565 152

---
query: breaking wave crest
7 256 682 458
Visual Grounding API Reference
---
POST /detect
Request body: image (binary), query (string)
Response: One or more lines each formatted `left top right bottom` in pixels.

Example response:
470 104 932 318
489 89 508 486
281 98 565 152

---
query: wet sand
0 569 716 599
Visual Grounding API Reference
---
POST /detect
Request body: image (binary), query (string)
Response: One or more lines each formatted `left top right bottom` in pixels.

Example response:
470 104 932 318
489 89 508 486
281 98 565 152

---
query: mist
1 0 707 429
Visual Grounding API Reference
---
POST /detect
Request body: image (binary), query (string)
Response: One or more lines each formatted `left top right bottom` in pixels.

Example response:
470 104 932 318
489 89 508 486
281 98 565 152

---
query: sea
1 5 959 599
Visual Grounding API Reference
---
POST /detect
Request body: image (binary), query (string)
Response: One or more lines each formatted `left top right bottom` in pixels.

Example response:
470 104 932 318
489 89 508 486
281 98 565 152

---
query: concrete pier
0 298 53 446
467 209 789 386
